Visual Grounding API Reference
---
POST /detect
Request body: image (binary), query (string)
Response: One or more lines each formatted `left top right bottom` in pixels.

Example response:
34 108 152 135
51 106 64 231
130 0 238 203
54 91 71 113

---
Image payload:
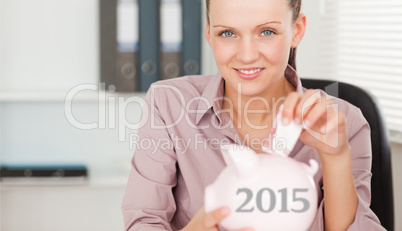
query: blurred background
0 0 401 230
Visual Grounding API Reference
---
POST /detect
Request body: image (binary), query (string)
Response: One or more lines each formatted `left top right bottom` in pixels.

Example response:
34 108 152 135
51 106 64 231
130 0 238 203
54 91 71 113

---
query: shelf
0 175 129 189
0 91 146 103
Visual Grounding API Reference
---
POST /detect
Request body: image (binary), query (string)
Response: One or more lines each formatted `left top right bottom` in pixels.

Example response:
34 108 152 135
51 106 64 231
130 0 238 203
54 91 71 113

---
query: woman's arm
306 103 385 231
320 144 358 231
281 90 361 230
180 206 254 231
122 84 178 231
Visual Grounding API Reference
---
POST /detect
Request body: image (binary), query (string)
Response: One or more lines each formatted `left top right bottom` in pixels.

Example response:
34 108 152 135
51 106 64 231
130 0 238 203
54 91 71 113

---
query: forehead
209 0 292 25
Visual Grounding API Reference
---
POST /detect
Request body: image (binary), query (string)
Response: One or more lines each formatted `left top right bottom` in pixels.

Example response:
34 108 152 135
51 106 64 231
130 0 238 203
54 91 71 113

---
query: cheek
261 39 291 64
211 41 235 65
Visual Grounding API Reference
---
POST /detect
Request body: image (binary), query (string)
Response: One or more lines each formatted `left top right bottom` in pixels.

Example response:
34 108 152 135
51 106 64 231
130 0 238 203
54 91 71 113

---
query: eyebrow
213 21 281 29
256 21 281 27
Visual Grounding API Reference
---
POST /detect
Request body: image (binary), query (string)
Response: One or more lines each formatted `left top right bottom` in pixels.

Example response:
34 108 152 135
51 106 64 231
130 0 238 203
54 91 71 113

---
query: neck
223 74 296 126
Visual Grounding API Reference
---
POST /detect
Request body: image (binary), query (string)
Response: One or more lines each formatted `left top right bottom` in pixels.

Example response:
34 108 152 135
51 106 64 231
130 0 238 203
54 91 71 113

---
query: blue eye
220 31 235 38
261 30 274 36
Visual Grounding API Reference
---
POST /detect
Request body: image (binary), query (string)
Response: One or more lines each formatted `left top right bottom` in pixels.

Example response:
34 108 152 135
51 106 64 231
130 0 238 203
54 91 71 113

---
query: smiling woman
122 0 385 230
205 0 304 100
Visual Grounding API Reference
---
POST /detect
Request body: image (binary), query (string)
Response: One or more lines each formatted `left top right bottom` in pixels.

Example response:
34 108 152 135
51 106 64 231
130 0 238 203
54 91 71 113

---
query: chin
238 85 267 97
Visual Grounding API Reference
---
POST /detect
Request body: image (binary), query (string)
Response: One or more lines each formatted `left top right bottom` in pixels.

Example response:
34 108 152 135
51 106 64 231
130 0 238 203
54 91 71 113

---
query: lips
237 68 263 75
234 67 264 80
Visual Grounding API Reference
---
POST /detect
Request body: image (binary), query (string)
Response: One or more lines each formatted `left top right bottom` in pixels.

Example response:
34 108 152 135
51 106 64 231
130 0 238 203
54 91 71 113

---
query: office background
0 0 401 230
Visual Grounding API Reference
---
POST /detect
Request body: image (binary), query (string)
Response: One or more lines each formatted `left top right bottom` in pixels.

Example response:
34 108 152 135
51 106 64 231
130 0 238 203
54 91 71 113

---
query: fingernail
295 118 301 124
282 117 289 125
305 120 311 127
320 126 326 134
220 208 230 216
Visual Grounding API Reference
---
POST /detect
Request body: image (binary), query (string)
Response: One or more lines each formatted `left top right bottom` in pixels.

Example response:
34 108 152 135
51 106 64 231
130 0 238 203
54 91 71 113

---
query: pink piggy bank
204 144 319 231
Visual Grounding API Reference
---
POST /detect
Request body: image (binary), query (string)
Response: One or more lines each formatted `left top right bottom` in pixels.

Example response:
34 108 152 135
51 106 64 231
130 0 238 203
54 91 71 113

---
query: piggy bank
204 144 319 231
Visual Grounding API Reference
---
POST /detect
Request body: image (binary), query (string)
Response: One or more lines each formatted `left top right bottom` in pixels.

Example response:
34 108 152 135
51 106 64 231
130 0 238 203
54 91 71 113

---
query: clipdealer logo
64 83 148 141
63 82 341 149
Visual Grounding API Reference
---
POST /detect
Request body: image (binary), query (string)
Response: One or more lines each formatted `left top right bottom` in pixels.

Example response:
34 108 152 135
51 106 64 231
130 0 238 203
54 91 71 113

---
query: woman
122 0 384 230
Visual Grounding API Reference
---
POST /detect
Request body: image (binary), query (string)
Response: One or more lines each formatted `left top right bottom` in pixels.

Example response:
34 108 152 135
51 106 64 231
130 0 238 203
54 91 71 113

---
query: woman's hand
181 206 254 231
281 90 350 158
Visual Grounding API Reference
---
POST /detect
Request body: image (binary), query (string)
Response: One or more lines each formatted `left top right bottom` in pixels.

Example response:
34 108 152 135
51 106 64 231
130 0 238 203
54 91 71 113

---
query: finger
317 102 337 132
282 92 301 125
319 111 344 150
295 89 321 125
234 228 255 231
325 99 338 119
324 110 346 135
207 228 219 231
202 207 230 228
302 101 328 133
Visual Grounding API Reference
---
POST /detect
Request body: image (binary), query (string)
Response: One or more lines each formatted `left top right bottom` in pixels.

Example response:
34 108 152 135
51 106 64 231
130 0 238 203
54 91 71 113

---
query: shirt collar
195 72 224 125
195 64 303 125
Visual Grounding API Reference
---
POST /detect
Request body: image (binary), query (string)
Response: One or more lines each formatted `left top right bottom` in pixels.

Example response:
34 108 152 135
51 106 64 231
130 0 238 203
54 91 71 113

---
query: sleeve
309 108 386 231
121 84 178 231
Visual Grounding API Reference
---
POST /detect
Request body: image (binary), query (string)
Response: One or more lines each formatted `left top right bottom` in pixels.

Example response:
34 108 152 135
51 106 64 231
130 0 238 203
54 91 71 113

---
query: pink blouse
122 66 385 230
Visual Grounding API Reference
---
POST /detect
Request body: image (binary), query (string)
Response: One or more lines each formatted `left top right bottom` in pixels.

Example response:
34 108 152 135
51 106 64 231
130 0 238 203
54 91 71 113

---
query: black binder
100 0 118 90
139 0 160 91
100 0 139 92
181 0 202 76
160 0 182 80
116 0 139 91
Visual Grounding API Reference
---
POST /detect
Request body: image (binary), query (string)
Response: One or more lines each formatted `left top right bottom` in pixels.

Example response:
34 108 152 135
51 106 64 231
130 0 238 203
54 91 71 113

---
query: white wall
201 0 219 75
296 0 322 79
392 142 402 230
0 0 99 91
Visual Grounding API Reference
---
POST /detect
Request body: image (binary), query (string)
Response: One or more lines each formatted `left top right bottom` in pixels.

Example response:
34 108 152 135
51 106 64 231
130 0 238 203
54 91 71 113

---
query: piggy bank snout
204 185 216 213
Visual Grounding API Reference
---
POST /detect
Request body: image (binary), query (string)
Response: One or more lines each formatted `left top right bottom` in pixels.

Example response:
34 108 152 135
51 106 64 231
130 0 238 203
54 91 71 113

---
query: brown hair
205 0 302 70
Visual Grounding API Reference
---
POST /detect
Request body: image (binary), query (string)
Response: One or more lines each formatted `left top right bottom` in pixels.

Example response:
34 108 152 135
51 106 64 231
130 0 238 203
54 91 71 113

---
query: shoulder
145 75 216 102
144 74 219 111
150 74 216 95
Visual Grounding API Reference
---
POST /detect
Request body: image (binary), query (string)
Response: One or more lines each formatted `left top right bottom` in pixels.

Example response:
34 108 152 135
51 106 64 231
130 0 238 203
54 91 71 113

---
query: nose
236 37 260 64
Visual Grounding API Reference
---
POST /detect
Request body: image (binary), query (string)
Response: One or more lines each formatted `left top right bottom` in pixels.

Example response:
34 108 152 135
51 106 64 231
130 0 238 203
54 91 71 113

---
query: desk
0 176 128 231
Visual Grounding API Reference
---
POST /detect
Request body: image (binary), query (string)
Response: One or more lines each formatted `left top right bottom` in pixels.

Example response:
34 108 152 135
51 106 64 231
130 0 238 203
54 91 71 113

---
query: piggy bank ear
303 159 319 176
220 143 239 166
221 144 258 178
274 105 303 156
